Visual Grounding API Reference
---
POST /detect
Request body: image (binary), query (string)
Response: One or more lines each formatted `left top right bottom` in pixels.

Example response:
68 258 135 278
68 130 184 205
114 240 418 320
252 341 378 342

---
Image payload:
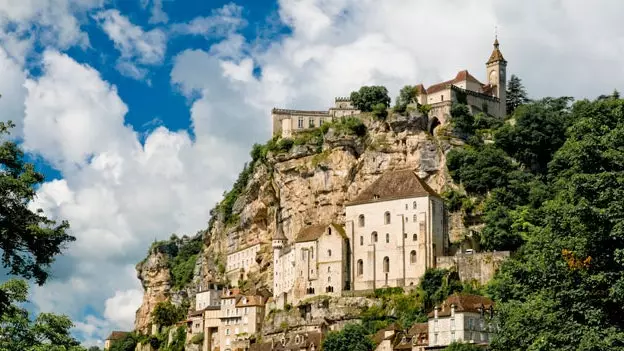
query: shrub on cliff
152 301 185 327
350 86 390 112
393 85 417 114
322 323 374 351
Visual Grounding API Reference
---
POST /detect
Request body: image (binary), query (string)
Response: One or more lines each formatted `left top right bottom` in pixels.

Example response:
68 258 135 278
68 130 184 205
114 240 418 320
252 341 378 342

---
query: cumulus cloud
10 0 624 345
0 46 27 137
94 9 167 80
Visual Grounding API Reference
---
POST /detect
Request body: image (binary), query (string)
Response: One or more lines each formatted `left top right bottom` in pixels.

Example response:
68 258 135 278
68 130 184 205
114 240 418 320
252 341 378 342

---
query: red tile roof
416 70 484 95
428 294 494 318
347 169 440 206
235 295 265 307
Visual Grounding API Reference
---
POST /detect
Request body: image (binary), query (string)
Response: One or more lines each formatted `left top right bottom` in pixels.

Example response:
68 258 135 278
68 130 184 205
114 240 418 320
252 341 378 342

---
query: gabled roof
417 70 484 95
486 38 506 64
428 294 494 318
222 288 241 299
236 295 265 308
106 331 129 341
347 169 440 206
295 223 346 243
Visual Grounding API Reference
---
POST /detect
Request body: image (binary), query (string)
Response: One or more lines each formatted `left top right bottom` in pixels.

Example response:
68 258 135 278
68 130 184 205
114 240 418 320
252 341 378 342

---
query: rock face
134 113 463 330
134 252 171 333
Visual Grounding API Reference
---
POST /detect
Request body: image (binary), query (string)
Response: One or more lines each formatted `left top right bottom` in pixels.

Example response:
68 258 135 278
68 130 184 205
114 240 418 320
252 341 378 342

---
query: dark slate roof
347 169 440 206
295 223 346 243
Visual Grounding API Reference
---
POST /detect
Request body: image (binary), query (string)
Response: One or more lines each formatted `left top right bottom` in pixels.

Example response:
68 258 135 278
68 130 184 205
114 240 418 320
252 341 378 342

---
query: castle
271 38 507 136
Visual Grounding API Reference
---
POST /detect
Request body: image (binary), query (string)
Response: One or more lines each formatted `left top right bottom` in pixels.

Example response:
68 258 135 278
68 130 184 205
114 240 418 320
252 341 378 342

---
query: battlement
450 85 500 102
271 108 330 116
334 97 350 102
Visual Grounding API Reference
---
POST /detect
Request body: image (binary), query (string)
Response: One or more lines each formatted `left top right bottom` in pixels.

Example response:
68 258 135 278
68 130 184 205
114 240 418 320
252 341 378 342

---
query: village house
218 288 267 351
226 243 261 287
345 169 447 291
426 294 495 349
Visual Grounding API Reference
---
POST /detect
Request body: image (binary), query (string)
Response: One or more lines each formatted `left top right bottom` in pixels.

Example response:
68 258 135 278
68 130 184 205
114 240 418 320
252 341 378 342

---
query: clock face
489 70 497 82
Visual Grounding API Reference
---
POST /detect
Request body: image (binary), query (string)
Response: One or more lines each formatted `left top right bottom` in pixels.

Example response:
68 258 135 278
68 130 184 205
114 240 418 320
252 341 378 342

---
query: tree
0 121 75 315
0 279 86 351
371 103 388 120
444 342 482 351
322 323 374 351
107 333 138 351
350 86 391 112
488 96 624 350
494 97 573 175
393 85 416 113
446 145 515 195
418 268 462 310
505 74 529 114
87 347 102 351
151 301 184 327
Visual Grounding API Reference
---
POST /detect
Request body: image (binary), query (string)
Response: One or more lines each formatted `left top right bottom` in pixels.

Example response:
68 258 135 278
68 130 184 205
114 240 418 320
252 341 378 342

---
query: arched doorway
428 117 441 134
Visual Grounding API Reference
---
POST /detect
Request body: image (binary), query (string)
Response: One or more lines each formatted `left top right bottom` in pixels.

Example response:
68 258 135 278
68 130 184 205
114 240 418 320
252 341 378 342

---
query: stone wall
436 251 510 285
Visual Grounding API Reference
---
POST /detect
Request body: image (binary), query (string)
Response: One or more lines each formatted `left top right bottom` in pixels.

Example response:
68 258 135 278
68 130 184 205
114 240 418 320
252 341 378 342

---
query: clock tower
486 37 507 116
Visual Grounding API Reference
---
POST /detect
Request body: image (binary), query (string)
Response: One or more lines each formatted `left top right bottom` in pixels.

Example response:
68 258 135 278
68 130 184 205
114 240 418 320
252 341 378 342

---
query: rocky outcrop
135 252 171 333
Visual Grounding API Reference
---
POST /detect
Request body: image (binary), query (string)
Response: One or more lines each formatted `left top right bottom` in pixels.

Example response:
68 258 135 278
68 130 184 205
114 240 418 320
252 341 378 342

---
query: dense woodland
1 75 623 350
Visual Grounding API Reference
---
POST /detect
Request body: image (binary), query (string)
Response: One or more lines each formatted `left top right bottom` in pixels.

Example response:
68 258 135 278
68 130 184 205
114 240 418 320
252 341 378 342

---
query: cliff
134 111 465 332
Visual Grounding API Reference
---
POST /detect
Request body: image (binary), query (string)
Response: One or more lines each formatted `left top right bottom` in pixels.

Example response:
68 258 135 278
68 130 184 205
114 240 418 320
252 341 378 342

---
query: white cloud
94 9 166 80
0 46 27 137
13 0 624 346
104 289 144 328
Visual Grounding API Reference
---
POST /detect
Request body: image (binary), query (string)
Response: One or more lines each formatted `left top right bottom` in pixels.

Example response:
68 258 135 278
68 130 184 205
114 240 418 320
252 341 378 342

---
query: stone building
218 288 266 351
271 98 360 138
272 220 350 307
226 243 261 287
427 294 495 349
104 331 129 350
345 169 447 291
414 38 507 132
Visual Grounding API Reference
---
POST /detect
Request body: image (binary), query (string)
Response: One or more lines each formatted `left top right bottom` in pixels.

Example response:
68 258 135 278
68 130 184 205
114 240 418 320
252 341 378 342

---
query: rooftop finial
494 26 499 47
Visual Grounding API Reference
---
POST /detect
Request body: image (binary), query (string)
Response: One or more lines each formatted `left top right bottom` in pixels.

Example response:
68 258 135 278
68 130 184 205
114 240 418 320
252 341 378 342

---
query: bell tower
486 37 507 117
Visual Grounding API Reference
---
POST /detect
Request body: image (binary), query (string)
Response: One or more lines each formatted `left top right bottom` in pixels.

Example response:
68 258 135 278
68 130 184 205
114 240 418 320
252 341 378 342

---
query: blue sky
1 0 623 347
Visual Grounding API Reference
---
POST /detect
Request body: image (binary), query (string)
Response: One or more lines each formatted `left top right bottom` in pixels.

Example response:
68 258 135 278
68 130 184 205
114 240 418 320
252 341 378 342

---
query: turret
486 37 507 117
272 210 287 253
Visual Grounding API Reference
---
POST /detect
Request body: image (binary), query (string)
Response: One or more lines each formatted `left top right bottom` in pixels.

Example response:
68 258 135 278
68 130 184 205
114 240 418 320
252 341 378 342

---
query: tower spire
487 34 506 64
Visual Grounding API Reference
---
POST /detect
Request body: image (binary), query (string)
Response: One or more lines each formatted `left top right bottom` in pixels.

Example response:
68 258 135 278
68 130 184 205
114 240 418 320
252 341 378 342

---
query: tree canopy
505 74 529 114
350 86 391 112
322 323 374 351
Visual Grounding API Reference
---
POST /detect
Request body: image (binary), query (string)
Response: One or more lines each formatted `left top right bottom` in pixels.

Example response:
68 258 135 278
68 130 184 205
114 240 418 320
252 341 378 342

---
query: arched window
328 249 332 257
360 236 363 246
384 211 391 224
383 257 390 273
413 201 417 209
328 276 331 283
328 227 332 235
358 215 365 227
357 260 363 276
413 234 417 242
385 233 390 243
328 266 331 273
372 232 378 243
413 214 417 222
410 250 417 264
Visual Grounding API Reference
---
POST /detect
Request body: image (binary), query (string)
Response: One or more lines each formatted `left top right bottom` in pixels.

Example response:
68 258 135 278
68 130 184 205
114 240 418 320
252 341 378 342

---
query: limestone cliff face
134 112 463 329
135 252 171 333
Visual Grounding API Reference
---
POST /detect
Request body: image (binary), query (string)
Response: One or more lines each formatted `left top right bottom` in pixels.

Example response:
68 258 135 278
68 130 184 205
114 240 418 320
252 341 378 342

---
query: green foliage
444 341 483 351
328 117 367 137
506 74 530 115
151 301 186 327
486 96 624 350
0 279 86 351
191 332 204 344
495 97 573 175
371 103 388 120
108 333 138 351
350 86 391 112
418 104 432 115
393 85 417 113
446 144 515 195
441 189 468 212
451 103 502 141
160 326 186 351
419 268 462 310
322 323 374 351
0 122 75 315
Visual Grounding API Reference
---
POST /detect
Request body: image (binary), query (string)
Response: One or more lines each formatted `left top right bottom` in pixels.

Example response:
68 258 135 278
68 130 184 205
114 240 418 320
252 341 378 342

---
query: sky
1 0 623 347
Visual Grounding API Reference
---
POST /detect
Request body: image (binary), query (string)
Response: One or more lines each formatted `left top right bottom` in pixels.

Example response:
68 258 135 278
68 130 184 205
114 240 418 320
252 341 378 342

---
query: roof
371 323 401 345
249 342 273 351
106 331 129 341
428 294 494 318
347 169 440 206
487 38 506 64
417 70 484 95
285 331 322 350
236 295 265 308
295 223 346 243
222 288 241 299
272 108 330 116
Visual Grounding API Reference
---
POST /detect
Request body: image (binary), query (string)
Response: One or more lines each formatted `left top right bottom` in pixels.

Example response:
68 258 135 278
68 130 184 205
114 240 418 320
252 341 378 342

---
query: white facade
218 290 265 351
196 288 221 311
226 244 261 286
346 196 445 291
272 98 360 138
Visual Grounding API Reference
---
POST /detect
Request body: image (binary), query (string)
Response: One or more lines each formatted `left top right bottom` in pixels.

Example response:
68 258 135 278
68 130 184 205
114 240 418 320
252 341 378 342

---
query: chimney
451 303 456 317
434 306 439 318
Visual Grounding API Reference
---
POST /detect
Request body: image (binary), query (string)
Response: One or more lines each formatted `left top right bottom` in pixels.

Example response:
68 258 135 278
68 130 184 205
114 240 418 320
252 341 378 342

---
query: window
385 233 390 243
405 204 408 210
309 119 315 128
404 233 407 239
328 266 331 273
301 250 306 260
413 234 417 242
410 250 417 263
328 227 332 235
357 260 363 276
311 248 314 259
319 119 324 126
413 201 417 209
372 232 378 243
327 249 332 257
413 214 417 222
226 329 230 335
383 257 390 273
441 95 444 102
328 276 331 283
384 211 391 224
358 215 365 227
360 236 363 246
298 117 304 128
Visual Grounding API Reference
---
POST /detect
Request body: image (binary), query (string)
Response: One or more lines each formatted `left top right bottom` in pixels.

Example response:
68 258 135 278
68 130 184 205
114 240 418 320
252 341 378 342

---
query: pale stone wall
273 246 295 305
345 196 445 291
436 251 510 285
226 244 261 286
196 289 220 310
428 312 494 347
190 315 203 335
316 227 348 297
426 90 451 105
428 100 452 126
218 298 265 351
465 94 502 118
